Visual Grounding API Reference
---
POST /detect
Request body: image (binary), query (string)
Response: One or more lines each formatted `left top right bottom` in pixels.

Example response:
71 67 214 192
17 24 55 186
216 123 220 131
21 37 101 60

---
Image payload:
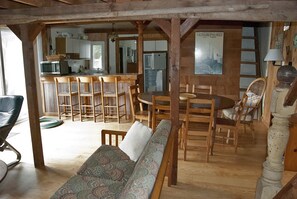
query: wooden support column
154 17 198 186
136 21 144 75
168 18 180 186
9 23 45 168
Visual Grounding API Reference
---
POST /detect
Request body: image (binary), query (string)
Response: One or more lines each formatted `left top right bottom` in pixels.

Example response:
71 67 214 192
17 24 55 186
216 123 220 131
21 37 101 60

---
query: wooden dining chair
192 84 213 94
215 93 248 152
100 76 127 123
169 83 190 93
128 84 149 125
54 76 79 121
183 98 215 162
76 76 102 122
180 83 190 93
152 95 171 131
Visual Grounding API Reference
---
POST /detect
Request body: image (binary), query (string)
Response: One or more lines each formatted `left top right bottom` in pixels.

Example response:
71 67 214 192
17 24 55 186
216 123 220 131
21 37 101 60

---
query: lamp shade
264 49 284 61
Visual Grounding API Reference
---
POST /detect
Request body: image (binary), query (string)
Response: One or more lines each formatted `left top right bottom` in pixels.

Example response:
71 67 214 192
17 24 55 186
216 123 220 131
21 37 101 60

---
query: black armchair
0 95 24 168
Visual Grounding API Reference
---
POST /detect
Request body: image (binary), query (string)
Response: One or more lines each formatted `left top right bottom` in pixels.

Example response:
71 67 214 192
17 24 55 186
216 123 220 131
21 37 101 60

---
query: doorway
116 37 137 73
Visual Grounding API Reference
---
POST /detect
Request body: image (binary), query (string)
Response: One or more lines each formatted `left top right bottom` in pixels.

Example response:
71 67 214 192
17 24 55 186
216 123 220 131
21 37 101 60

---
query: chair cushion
77 145 136 183
50 175 125 199
246 91 261 107
222 108 253 122
119 121 152 162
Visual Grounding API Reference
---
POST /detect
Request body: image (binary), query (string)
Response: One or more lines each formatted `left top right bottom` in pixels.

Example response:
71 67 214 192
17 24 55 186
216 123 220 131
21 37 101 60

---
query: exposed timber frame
8 23 45 168
154 17 198 186
0 1 296 25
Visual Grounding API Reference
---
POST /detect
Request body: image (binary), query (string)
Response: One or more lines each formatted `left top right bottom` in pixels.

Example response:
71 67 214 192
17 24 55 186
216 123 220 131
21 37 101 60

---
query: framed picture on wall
194 32 224 75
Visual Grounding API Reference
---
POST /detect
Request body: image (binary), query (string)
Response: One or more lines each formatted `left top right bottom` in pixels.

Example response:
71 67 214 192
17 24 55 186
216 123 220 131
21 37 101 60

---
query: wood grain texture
284 114 297 171
19 23 45 168
262 22 284 127
1 1 297 25
180 24 242 99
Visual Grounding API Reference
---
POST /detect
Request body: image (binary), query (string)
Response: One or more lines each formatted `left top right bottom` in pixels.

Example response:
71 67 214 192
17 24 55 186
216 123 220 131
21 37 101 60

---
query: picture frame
194 32 224 75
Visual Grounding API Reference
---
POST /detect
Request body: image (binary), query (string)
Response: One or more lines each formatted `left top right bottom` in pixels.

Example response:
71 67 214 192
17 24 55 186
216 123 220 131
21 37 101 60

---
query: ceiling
0 0 104 9
0 1 296 26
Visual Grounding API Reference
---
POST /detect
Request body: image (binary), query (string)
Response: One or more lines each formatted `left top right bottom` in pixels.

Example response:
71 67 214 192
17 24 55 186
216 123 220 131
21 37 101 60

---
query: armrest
101 130 127 146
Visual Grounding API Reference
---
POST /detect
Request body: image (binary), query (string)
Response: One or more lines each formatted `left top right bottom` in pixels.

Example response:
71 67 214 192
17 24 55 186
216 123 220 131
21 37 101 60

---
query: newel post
255 86 296 199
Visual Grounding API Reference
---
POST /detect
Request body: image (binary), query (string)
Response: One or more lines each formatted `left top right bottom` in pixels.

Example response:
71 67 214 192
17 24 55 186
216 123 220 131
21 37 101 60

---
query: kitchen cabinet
56 37 91 59
79 39 91 59
144 40 168 52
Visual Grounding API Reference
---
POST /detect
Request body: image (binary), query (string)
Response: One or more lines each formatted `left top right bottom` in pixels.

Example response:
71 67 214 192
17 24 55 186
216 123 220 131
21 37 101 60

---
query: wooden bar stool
76 76 102 122
54 77 79 121
100 76 127 123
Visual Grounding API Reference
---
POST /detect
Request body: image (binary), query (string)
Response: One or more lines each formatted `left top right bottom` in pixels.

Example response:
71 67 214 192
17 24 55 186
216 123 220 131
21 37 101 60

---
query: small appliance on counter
40 60 69 75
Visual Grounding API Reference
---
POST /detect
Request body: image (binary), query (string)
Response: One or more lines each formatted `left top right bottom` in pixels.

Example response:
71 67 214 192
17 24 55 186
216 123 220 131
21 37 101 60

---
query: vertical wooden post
262 22 284 127
136 21 144 92
168 17 180 186
136 21 144 75
19 24 45 168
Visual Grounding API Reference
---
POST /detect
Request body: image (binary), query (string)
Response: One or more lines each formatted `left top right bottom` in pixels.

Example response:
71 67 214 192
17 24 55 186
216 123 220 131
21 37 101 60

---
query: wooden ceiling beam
0 1 296 25
0 0 33 9
180 18 199 38
153 19 171 37
11 0 43 7
54 0 77 5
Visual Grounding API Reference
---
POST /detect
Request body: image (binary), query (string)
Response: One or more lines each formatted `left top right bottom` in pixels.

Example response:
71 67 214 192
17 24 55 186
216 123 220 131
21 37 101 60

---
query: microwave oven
40 60 69 75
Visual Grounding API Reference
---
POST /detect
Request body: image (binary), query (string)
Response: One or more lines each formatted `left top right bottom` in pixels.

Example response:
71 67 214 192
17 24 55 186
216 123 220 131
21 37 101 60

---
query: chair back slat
152 95 171 131
183 98 215 162
192 84 213 94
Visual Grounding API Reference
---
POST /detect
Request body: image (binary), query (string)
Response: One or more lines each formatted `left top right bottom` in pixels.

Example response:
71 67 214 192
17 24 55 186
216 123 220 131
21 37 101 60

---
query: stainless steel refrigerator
143 52 167 92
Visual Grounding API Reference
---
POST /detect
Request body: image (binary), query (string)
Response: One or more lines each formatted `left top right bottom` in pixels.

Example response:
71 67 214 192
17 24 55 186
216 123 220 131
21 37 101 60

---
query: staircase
239 25 261 97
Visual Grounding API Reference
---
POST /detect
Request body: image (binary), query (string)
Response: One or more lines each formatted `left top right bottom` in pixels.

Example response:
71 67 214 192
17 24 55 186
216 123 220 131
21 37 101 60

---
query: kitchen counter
40 73 141 117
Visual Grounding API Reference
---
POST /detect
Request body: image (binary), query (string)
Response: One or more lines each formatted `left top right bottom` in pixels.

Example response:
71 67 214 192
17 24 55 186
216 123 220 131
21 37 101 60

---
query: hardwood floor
0 118 295 199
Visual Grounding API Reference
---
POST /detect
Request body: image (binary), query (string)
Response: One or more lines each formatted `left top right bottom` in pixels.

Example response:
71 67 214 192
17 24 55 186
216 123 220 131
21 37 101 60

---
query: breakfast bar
40 73 139 118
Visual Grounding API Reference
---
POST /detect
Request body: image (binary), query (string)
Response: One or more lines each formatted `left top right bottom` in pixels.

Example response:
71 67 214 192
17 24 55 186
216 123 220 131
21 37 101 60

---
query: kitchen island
40 73 140 119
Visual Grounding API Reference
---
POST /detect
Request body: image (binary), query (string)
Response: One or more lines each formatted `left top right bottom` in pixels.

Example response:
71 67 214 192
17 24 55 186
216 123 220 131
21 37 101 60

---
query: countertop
40 73 139 82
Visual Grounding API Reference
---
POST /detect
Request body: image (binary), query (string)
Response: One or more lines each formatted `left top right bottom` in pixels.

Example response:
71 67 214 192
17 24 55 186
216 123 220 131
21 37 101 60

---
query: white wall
34 33 44 116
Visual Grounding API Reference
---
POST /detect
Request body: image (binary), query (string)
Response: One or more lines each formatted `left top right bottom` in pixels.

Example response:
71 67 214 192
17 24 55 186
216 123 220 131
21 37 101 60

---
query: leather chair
0 95 23 168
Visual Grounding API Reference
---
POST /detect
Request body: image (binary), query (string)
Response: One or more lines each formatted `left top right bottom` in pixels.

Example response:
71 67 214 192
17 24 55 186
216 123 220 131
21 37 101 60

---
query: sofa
51 119 173 199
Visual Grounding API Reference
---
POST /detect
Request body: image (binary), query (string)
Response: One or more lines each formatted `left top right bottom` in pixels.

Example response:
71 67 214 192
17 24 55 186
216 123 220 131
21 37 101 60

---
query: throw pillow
119 121 153 162
246 91 261 108
233 91 261 114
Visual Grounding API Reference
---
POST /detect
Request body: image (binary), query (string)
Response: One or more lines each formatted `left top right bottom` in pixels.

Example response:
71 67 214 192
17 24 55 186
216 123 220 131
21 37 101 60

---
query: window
0 27 28 120
91 42 104 70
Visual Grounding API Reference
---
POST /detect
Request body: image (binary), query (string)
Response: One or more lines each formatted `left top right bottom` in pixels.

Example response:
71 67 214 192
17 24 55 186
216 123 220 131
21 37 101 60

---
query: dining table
137 91 235 155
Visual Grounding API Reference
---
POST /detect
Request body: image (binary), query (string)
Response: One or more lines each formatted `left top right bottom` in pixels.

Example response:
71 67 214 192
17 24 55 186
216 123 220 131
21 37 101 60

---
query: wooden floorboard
0 118 295 199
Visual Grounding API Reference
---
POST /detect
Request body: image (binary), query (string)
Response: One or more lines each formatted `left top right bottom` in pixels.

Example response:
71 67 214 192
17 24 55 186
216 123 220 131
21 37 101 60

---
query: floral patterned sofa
51 120 173 199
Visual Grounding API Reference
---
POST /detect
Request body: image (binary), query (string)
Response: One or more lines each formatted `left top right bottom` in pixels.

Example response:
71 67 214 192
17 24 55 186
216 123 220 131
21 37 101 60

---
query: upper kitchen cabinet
79 40 91 59
144 40 168 52
56 37 91 59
